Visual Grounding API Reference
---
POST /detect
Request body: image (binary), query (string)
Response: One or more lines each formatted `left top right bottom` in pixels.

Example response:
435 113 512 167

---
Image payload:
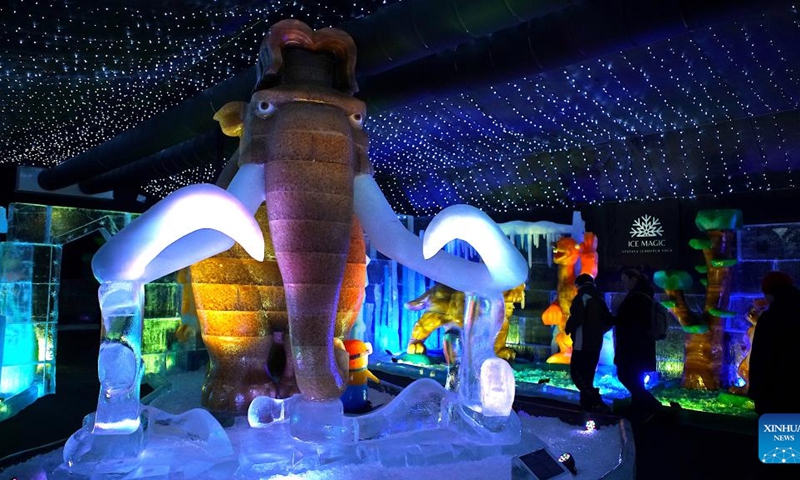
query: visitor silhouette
609 269 662 423
748 271 800 415
566 273 612 414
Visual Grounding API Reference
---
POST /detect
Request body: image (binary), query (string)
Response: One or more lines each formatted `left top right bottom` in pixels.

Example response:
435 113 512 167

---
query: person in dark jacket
748 271 800 416
611 269 662 422
566 273 612 414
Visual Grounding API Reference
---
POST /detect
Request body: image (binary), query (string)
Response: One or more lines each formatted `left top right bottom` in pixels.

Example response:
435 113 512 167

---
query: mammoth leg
91 183 265 434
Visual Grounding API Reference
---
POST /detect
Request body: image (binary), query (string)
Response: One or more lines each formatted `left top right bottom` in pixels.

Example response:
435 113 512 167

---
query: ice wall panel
7 204 50 244
8 203 138 245
144 281 181 319
731 261 775 293
0 207 7 235
0 242 37 419
740 223 800 261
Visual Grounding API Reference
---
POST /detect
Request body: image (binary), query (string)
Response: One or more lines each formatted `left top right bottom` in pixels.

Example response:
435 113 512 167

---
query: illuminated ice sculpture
85 18 527 450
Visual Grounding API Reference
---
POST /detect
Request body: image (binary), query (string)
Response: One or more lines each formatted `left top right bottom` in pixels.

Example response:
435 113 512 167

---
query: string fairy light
3 2 800 216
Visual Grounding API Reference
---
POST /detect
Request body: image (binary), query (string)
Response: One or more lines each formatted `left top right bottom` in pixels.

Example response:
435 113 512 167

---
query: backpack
648 297 670 341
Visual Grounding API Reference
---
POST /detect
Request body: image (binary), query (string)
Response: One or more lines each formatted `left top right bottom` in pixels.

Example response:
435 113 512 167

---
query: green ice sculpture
655 209 742 391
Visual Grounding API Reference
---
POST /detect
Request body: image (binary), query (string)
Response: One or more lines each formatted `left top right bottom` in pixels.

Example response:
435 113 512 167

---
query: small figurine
341 339 380 413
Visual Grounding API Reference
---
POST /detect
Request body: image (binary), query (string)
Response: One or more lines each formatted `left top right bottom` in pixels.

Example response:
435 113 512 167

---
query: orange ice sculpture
405 283 526 362
541 233 598 364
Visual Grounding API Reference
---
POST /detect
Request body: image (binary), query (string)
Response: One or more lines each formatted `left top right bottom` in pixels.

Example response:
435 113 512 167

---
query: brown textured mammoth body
185 206 366 415
191 19 371 407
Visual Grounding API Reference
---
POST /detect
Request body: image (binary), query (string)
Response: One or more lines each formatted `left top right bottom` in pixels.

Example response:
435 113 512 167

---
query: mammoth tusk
422 204 529 290
92 183 265 283
353 174 527 295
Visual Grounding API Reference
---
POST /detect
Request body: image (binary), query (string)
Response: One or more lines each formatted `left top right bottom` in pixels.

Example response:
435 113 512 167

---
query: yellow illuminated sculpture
180 60 367 416
541 233 598 364
405 283 525 362
729 298 765 395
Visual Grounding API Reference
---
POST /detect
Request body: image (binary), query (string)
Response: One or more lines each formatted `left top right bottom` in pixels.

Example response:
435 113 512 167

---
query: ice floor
1 370 632 479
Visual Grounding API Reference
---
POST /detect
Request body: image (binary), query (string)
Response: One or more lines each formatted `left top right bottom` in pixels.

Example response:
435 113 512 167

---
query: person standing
566 273 612 414
748 271 800 415
611 269 662 422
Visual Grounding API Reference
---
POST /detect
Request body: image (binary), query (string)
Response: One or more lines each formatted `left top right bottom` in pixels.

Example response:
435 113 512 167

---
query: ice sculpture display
0 243 36 414
1 202 123 422
180 204 367 416
541 233 598 364
653 209 742 390
64 18 528 475
404 282 525 362
0 201 205 424
91 184 265 434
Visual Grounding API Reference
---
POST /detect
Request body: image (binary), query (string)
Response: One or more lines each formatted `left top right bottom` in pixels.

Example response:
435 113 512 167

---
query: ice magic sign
612 201 680 267
625 215 668 251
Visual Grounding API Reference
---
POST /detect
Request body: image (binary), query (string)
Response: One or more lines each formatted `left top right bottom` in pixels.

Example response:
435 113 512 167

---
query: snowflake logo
629 215 664 237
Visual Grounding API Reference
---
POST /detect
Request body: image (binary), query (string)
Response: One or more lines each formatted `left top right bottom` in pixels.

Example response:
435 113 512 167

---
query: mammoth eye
255 101 276 118
349 112 364 129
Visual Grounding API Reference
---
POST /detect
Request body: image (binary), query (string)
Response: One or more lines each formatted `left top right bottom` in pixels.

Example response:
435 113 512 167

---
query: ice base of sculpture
63 406 233 478
246 378 523 476
62 377 522 479
63 276 522 476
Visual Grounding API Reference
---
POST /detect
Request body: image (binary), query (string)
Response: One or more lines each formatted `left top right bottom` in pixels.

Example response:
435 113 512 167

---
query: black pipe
37 69 254 191
338 0 576 76
37 0 575 192
78 130 238 194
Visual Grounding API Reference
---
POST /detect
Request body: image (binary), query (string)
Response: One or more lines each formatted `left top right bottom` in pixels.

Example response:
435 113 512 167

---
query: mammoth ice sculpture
89 19 527 435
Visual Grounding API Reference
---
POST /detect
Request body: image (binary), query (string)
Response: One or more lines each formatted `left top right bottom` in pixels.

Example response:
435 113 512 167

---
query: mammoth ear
213 101 248 138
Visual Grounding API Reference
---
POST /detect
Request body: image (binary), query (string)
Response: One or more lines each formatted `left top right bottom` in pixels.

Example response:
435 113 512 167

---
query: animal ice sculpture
405 282 525 361
88 19 527 438
541 233 598 364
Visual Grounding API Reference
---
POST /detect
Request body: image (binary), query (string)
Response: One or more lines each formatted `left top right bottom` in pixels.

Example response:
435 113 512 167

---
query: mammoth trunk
263 121 355 401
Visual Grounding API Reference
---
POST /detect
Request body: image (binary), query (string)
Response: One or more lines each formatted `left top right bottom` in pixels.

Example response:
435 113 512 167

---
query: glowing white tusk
422 204 528 292
93 183 265 283
354 174 527 295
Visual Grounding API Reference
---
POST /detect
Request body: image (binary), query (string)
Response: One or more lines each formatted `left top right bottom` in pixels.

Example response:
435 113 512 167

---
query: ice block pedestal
0 240 58 422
